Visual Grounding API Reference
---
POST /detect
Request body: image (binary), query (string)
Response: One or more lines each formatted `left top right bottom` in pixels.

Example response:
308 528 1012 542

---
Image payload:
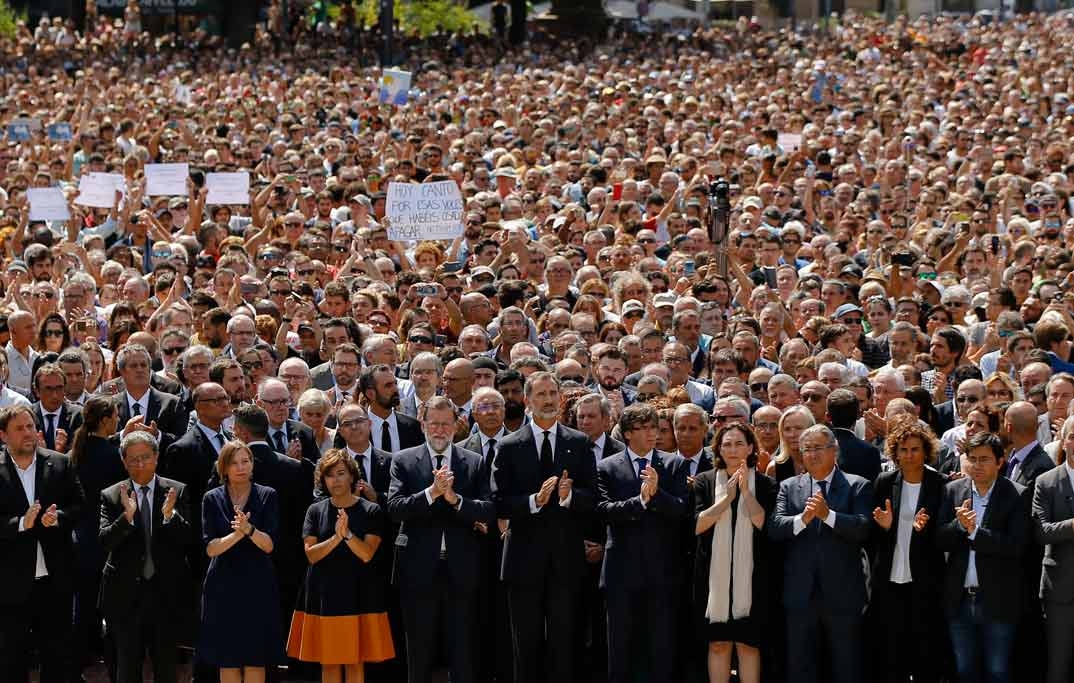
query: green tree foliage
331 1 485 36
0 0 26 41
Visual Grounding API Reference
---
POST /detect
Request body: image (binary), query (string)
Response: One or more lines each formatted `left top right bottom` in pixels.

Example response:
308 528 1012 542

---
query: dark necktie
435 454 444 471
356 455 368 482
487 438 497 463
381 420 392 452
132 403 141 417
140 485 154 579
44 414 55 450
540 430 554 476
635 457 648 479
273 430 286 454
216 433 226 450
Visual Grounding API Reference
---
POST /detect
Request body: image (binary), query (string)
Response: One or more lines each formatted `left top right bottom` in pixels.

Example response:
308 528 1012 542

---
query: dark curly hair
712 422 760 470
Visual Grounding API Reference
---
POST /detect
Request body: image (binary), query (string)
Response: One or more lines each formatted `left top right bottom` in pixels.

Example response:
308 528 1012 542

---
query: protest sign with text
386 181 464 241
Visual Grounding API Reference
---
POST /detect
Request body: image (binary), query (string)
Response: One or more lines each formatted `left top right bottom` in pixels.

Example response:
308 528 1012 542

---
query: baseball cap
833 303 863 319
622 300 645 315
653 293 677 308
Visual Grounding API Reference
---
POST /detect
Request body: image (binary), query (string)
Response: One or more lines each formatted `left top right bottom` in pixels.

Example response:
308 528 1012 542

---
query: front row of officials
3 370 1074 683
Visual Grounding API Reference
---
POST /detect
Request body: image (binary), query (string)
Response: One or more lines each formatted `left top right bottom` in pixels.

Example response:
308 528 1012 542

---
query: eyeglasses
296 269 315 276
802 393 826 403
339 418 369 429
270 289 292 296
637 238 655 244
801 445 832 454
955 395 980 404
841 318 862 325
163 346 187 355
259 398 289 407
258 253 281 260
409 336 434 345
43 329 64 338
242 361 264 370
964 455 996 465
35 292 55 299
560 375 584 383
196 396 230 405
754 422 778 431
713 414 737 423
749 383 768 393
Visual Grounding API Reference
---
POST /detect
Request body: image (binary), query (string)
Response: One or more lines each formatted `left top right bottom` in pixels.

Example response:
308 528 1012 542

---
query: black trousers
400 561 478 683
108 577 180 683
868 581 940 683
785 592 862 683
0 576 73 683
574 559 607 680
605 581 675 683
507 576 579 683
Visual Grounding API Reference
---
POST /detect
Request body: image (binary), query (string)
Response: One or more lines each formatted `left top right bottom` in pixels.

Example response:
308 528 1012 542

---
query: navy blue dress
197 483 285 668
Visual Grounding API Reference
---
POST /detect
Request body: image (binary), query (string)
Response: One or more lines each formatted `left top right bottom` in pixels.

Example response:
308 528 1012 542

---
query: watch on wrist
245 524 255 537
344 530 354 541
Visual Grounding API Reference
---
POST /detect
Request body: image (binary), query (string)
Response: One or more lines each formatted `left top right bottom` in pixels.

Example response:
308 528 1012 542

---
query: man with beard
492 372 596 683
311 318 354 391
921 327 967 403
324 343 361 407
592 348 634 422
360 364 422 452
387 396 494 683
198 308 231 356
489 307 530 370
495 369 529 432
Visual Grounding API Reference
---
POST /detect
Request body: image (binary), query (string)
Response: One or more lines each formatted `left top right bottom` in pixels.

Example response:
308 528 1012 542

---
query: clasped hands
800 488 831 526
428 465 459 506
22 500 58 529
230 506 254 536
535 469 573 507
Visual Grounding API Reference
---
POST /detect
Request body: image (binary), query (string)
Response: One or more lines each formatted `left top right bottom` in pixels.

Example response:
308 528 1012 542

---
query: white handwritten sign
146 163 189 196
386 180 464 241
27 187 70 221
778 132 801 153
205 172 250 205
75 172 125 208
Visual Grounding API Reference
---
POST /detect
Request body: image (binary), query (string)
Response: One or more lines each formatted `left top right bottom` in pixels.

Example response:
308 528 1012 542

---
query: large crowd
4 5 1074 683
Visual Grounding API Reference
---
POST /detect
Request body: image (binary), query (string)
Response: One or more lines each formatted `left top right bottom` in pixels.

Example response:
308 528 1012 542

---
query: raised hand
231 507 252 535
873 498 893 530
357 480 377 503
535 475 558 507
286 439 302 461
119 484 137 523
335 507 349 540
640 464 660 504
24 500 42 529
558 469 572 502
54 429 68 453
955 499 976 534
913 507 930 532
162 487 177 520
811 490 830 520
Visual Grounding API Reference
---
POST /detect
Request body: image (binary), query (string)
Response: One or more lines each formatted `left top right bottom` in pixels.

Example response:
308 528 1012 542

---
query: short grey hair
410 351 442 372
874 366 907 392
472 386 505 406
115 344 152 371
800 423 837 450
120 431 159 458
279 356 311 376
256 377 288 398
180 344 214 367
297 388 331 413
714 396 751 420
818 362 848 383
576 393 611 418
361 333 394 360
1046 372 1074 398
636 374 668 394
673 403 707 428
768 373 799 392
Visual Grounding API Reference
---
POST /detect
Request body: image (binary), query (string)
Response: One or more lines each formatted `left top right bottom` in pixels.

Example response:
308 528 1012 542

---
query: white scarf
706 467 755 623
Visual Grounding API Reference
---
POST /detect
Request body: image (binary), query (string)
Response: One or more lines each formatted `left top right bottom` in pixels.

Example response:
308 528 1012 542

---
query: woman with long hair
764 405 815 483
36 312 71 353
694 423 777 683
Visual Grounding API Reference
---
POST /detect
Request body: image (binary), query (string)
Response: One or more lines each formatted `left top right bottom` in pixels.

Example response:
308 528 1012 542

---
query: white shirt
1007 441 1040 481
678 449 704 477
5 342 38 395
890 480 922 584
0 386 30 409
13 454 48 578
126 390 149 419
346 445 373 482
528 421 572 511
196 421 229 455
479 428 507 461
423 446 456 553
368 411 400 452
792 468 839 535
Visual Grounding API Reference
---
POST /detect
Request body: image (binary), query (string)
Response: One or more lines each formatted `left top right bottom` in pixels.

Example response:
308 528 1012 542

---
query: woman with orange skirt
288 450 395 682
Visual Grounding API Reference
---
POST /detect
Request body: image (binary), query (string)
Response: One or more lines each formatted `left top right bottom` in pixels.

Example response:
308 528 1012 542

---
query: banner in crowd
27 188 70 222
75 172 125 208
380 69 412 106
386 180 464 241
205 172 250 205
146 163 190 196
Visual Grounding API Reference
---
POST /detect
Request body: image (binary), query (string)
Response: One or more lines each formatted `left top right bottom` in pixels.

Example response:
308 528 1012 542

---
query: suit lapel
33 449 47 504
419 445 436 488
891 471 904 518
146 389 159 424
827 469 848 510
450 445 469 490
0 451 28 508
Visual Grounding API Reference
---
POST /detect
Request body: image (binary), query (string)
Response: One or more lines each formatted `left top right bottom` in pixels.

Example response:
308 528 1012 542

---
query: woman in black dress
198 441 284 683
694 423 777 683
69 396 125 674
288 449 394 683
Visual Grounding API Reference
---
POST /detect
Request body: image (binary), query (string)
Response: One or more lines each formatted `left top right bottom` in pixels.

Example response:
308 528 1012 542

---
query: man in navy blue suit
769 424 873 683
597 402 688 683
492 372 596 683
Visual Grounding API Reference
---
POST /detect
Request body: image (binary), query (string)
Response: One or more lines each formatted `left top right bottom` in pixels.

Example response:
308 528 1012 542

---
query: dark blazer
936 476 1029 621
934 400 955 437
97 476 192 616
1009 442 1055 490
276 419 321 464
693 468 777 625
597 448 688 589
310 361 334 391
31 401 83 452
1033 464 1074 604
99 372 184 399
601 435 626 461
113 387 189 442
869 469 946 597
833 427 882 483
768 468 873 614
160 425 223 577
387 443 495 590
492 422 597 584
0 447 86 599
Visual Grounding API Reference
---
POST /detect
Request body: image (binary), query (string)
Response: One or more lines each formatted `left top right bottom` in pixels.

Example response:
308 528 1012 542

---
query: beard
599 377 621 391
377 392 400 409
504 401 525 420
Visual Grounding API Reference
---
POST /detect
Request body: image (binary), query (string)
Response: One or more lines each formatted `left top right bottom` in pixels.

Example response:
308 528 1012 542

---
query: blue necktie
814 479 828 531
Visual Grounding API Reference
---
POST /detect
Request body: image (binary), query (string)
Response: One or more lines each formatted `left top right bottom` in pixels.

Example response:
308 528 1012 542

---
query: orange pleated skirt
287 610 396 665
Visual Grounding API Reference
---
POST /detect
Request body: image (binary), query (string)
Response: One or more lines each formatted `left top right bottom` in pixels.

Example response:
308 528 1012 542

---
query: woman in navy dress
198 441 284 682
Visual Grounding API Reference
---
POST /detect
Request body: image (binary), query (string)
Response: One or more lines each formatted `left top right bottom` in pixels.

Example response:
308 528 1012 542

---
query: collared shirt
346 445 373 483
268 423 290 452
454 398 472 418
5 342 38 394
678 449 703 478
424 445 456 553
13 453 47 577
626 446 654 509
528 421 571 511
0 386 30 409
479 427 507 461
196 420 229 455
1007 441 1040 481
68 390 91 407
368 411 400 453
792 468 839 535
1066 460 1074 494
965 481 995 588
592 433 607 466
126 390 149 419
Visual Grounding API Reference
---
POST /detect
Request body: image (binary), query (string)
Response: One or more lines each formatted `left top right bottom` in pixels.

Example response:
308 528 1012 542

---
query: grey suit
310 361 334 391
1032 464 1074 683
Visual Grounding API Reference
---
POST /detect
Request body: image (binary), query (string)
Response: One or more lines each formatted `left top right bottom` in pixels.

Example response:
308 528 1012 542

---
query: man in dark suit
99 431 192 683
597 402 688 683
492 371 597 683
110 345 189 443
1003 401 1054 683
457 387 514 683
1032 437 1074 683
935 398 955 437
826 389 882 483
31 363 83 452
937 432 1029 683
359 364 423 452
0 404 86 683
388 396 495 683
769 423 873 683
256 377 321 462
